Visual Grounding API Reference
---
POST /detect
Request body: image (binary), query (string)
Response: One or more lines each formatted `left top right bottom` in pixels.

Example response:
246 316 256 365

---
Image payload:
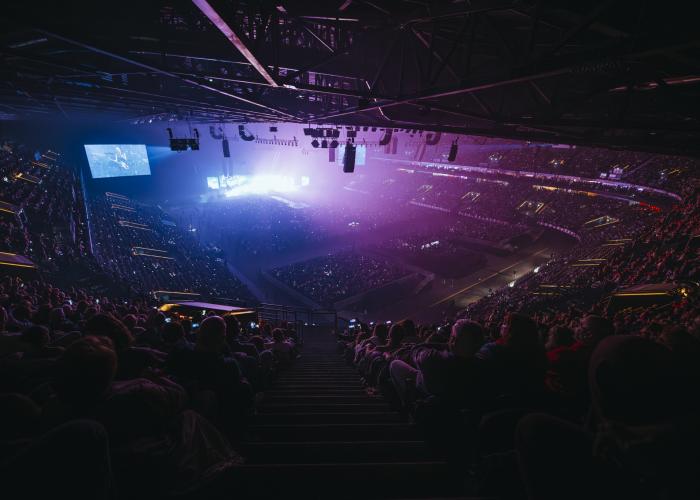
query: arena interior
1 1 700 499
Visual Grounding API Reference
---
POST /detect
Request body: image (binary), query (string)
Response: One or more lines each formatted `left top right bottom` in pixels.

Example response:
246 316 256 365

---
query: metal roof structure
2 1 699 153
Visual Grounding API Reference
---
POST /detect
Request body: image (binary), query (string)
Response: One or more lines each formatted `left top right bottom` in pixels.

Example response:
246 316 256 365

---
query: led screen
84 144 151 178
207 176 220 189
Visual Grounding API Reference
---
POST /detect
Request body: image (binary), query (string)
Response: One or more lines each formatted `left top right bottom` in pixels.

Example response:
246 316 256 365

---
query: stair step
259 402 389 413
271 380 363 389
242 440 438 464
248 423 416 441
259 395 378 404
255 412 404 424
287 369 356 374
227 462 465 498
266 388 368 396
279 377 360 383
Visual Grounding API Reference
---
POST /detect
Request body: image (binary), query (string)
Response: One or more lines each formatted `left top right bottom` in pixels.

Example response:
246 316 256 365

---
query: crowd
2 135 700 498
0 142 90 272
88 193 254 302
340 304 700 498
0 275 299 498
271 252 408 308
336 186 700 498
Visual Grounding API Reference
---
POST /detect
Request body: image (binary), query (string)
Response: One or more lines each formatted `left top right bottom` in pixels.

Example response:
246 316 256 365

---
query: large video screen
84 144 151 178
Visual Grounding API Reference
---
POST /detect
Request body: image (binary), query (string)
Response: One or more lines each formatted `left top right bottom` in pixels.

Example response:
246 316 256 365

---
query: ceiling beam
34 28 295 119
192 0 279 87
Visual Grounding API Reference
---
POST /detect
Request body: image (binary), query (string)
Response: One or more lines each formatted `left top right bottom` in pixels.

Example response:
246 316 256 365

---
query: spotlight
321 139 328 148
311 139 319 148
330 140 339 148
270 126 278 132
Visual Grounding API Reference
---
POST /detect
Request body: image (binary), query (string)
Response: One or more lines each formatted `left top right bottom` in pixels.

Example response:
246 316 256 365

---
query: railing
257 303 340 342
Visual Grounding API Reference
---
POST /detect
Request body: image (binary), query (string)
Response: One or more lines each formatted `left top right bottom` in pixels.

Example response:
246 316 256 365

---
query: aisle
235 328 467 499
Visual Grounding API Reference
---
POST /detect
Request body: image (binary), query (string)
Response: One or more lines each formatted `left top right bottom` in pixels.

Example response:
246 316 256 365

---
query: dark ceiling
2 1 699 154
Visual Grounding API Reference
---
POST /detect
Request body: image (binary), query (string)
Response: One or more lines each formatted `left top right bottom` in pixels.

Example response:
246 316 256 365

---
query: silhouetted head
162 321 185 344
501 313 539 351
84 313 133 352
386 323 405 348
371 323 389 344
577 315 614 346
590 335 676 425
449 320 484 358
21 325 50 349
224 314 241 339
197 316 226 353
56 336 117 408
546 325 575 351
272 328 286 343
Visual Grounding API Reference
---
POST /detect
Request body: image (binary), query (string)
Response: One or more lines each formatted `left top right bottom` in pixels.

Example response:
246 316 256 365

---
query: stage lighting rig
308 127 340 148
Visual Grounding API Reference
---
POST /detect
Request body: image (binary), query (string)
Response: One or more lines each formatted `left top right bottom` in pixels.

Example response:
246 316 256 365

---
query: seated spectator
50 335 241 497
546 315 614 408
48 307 75 334
517 335 698 500
544 325 575 351
478 313 547 403
20 325 64 359
224 314 258 358
160 321 193 354
390 319 485 407
266 328 296 364
167 316 253 430
84 313 164 380
373 323 406 354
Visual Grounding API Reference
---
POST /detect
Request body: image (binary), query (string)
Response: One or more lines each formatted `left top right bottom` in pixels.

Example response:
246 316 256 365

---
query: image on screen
84 144 151 178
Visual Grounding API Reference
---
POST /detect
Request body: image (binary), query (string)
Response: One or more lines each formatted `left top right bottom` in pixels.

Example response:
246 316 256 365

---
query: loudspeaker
238 125 255 141
425 131 442 146
378 128 393 146
209 126 223 140
343 143 356 173
391 136 398 154
329 148 335 162
222 138 230 158
448 141 458 162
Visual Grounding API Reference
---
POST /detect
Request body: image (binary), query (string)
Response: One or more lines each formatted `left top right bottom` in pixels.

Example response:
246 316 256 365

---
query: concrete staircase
234 327 470 499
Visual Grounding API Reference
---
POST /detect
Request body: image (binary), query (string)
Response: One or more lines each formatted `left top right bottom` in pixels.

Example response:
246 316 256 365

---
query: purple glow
223 174 300 197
